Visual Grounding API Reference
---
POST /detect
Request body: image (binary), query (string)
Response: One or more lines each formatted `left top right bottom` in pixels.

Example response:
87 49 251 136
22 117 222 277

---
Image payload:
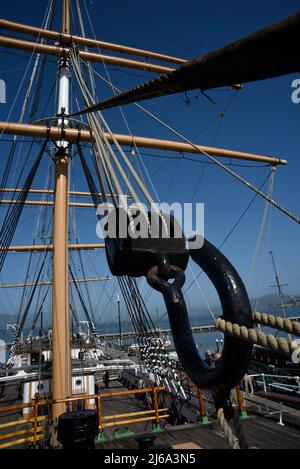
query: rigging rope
77 4 163 205
0 140 48 272
69 264 95 327
71 51 162 217
28 285 51 337
118 274 186 396
8 245 51 357
83 65 300 225
217 408 240 449
0 0 55 208
247 167 275 283
29 0 56 121
184 170 272 295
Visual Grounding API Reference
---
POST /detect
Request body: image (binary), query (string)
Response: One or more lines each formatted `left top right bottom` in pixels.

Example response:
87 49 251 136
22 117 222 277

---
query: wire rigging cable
71 50 161 214
0 140 48 272
76 66 300 225
184 169 273 294
29 0 56 121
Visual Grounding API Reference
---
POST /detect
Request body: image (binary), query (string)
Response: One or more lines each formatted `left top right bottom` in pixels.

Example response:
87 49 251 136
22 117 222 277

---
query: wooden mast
51 0 71 424
62 0 70 35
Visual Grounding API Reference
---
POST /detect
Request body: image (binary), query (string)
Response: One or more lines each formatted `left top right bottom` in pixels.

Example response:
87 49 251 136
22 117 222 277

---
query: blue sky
0 0 299 327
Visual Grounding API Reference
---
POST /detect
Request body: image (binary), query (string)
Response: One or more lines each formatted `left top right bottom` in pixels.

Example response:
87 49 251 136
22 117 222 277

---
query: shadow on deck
96 382 300 449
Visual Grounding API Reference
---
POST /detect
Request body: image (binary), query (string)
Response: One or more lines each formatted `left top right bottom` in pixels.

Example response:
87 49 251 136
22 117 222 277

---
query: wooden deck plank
96 382 300 450
98 381 160 436
241 417 300 449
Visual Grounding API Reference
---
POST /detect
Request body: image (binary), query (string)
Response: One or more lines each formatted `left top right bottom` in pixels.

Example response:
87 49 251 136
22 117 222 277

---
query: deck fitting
152 423 162 432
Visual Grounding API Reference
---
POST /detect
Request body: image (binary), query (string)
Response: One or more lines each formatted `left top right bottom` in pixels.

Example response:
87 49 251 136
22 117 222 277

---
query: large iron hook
146 237 253 407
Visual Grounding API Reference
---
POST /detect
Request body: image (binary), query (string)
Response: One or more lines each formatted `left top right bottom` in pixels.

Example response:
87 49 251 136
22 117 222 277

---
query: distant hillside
177 293 300 320
0 293 299 334
250 293 300 309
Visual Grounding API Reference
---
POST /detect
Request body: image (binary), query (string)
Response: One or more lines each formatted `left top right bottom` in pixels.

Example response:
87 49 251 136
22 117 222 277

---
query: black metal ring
147 237 253 403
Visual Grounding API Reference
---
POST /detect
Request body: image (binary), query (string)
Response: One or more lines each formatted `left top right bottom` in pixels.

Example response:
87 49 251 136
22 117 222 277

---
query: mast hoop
31 116 90 131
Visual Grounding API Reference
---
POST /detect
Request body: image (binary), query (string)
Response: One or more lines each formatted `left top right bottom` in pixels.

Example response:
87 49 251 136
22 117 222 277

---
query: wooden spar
0 278 111 289
0 188 130 198
0 19 186 64
0 35 174 74
2 244 105 252
0 121 287 165
0 199 98 207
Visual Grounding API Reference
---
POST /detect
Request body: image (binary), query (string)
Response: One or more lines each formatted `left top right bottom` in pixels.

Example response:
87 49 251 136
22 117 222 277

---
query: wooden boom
0 35 174 74
0 18 186 64
0 188 128 198
0 121 287 165
0 277 111 289
0 199 98 208
3 244 105 252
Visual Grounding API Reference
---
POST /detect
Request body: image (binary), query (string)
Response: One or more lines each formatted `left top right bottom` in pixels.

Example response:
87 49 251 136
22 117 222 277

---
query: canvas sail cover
74 11 300 113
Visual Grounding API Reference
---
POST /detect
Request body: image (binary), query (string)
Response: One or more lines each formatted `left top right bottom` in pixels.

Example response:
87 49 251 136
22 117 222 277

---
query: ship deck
1 380 300 449
96 381 300 450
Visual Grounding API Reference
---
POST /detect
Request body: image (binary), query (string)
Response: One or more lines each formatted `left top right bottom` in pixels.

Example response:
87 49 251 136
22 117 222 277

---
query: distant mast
117 294 122 348
269 251 288 319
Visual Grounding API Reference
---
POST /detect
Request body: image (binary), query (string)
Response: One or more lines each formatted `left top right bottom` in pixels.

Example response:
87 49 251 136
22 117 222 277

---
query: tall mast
52 0 72 423
62 0 71 35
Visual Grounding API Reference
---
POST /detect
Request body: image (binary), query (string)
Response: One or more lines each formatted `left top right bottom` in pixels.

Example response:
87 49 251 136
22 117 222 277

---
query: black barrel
57 410 99 449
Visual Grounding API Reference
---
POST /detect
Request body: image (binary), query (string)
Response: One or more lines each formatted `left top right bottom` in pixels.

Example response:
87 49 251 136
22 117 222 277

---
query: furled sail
73 11 300 114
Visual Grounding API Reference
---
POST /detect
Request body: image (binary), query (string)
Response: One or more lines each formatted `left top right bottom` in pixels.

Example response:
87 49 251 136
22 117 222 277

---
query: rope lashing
217 408 240 450
253 312 300 337
215 318 298 358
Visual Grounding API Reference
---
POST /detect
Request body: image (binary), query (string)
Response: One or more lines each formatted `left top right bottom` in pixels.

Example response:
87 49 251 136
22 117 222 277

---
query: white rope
247 166 275 283
72 51 168 235
187 264 224 341
72 53 135 205
79 0 160 204
82 64 300 225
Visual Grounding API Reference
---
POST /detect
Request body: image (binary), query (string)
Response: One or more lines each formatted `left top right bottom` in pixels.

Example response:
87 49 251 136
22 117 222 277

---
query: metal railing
0 397 48 449
53 386 168 434
242 373 300 424
0 386 168 448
